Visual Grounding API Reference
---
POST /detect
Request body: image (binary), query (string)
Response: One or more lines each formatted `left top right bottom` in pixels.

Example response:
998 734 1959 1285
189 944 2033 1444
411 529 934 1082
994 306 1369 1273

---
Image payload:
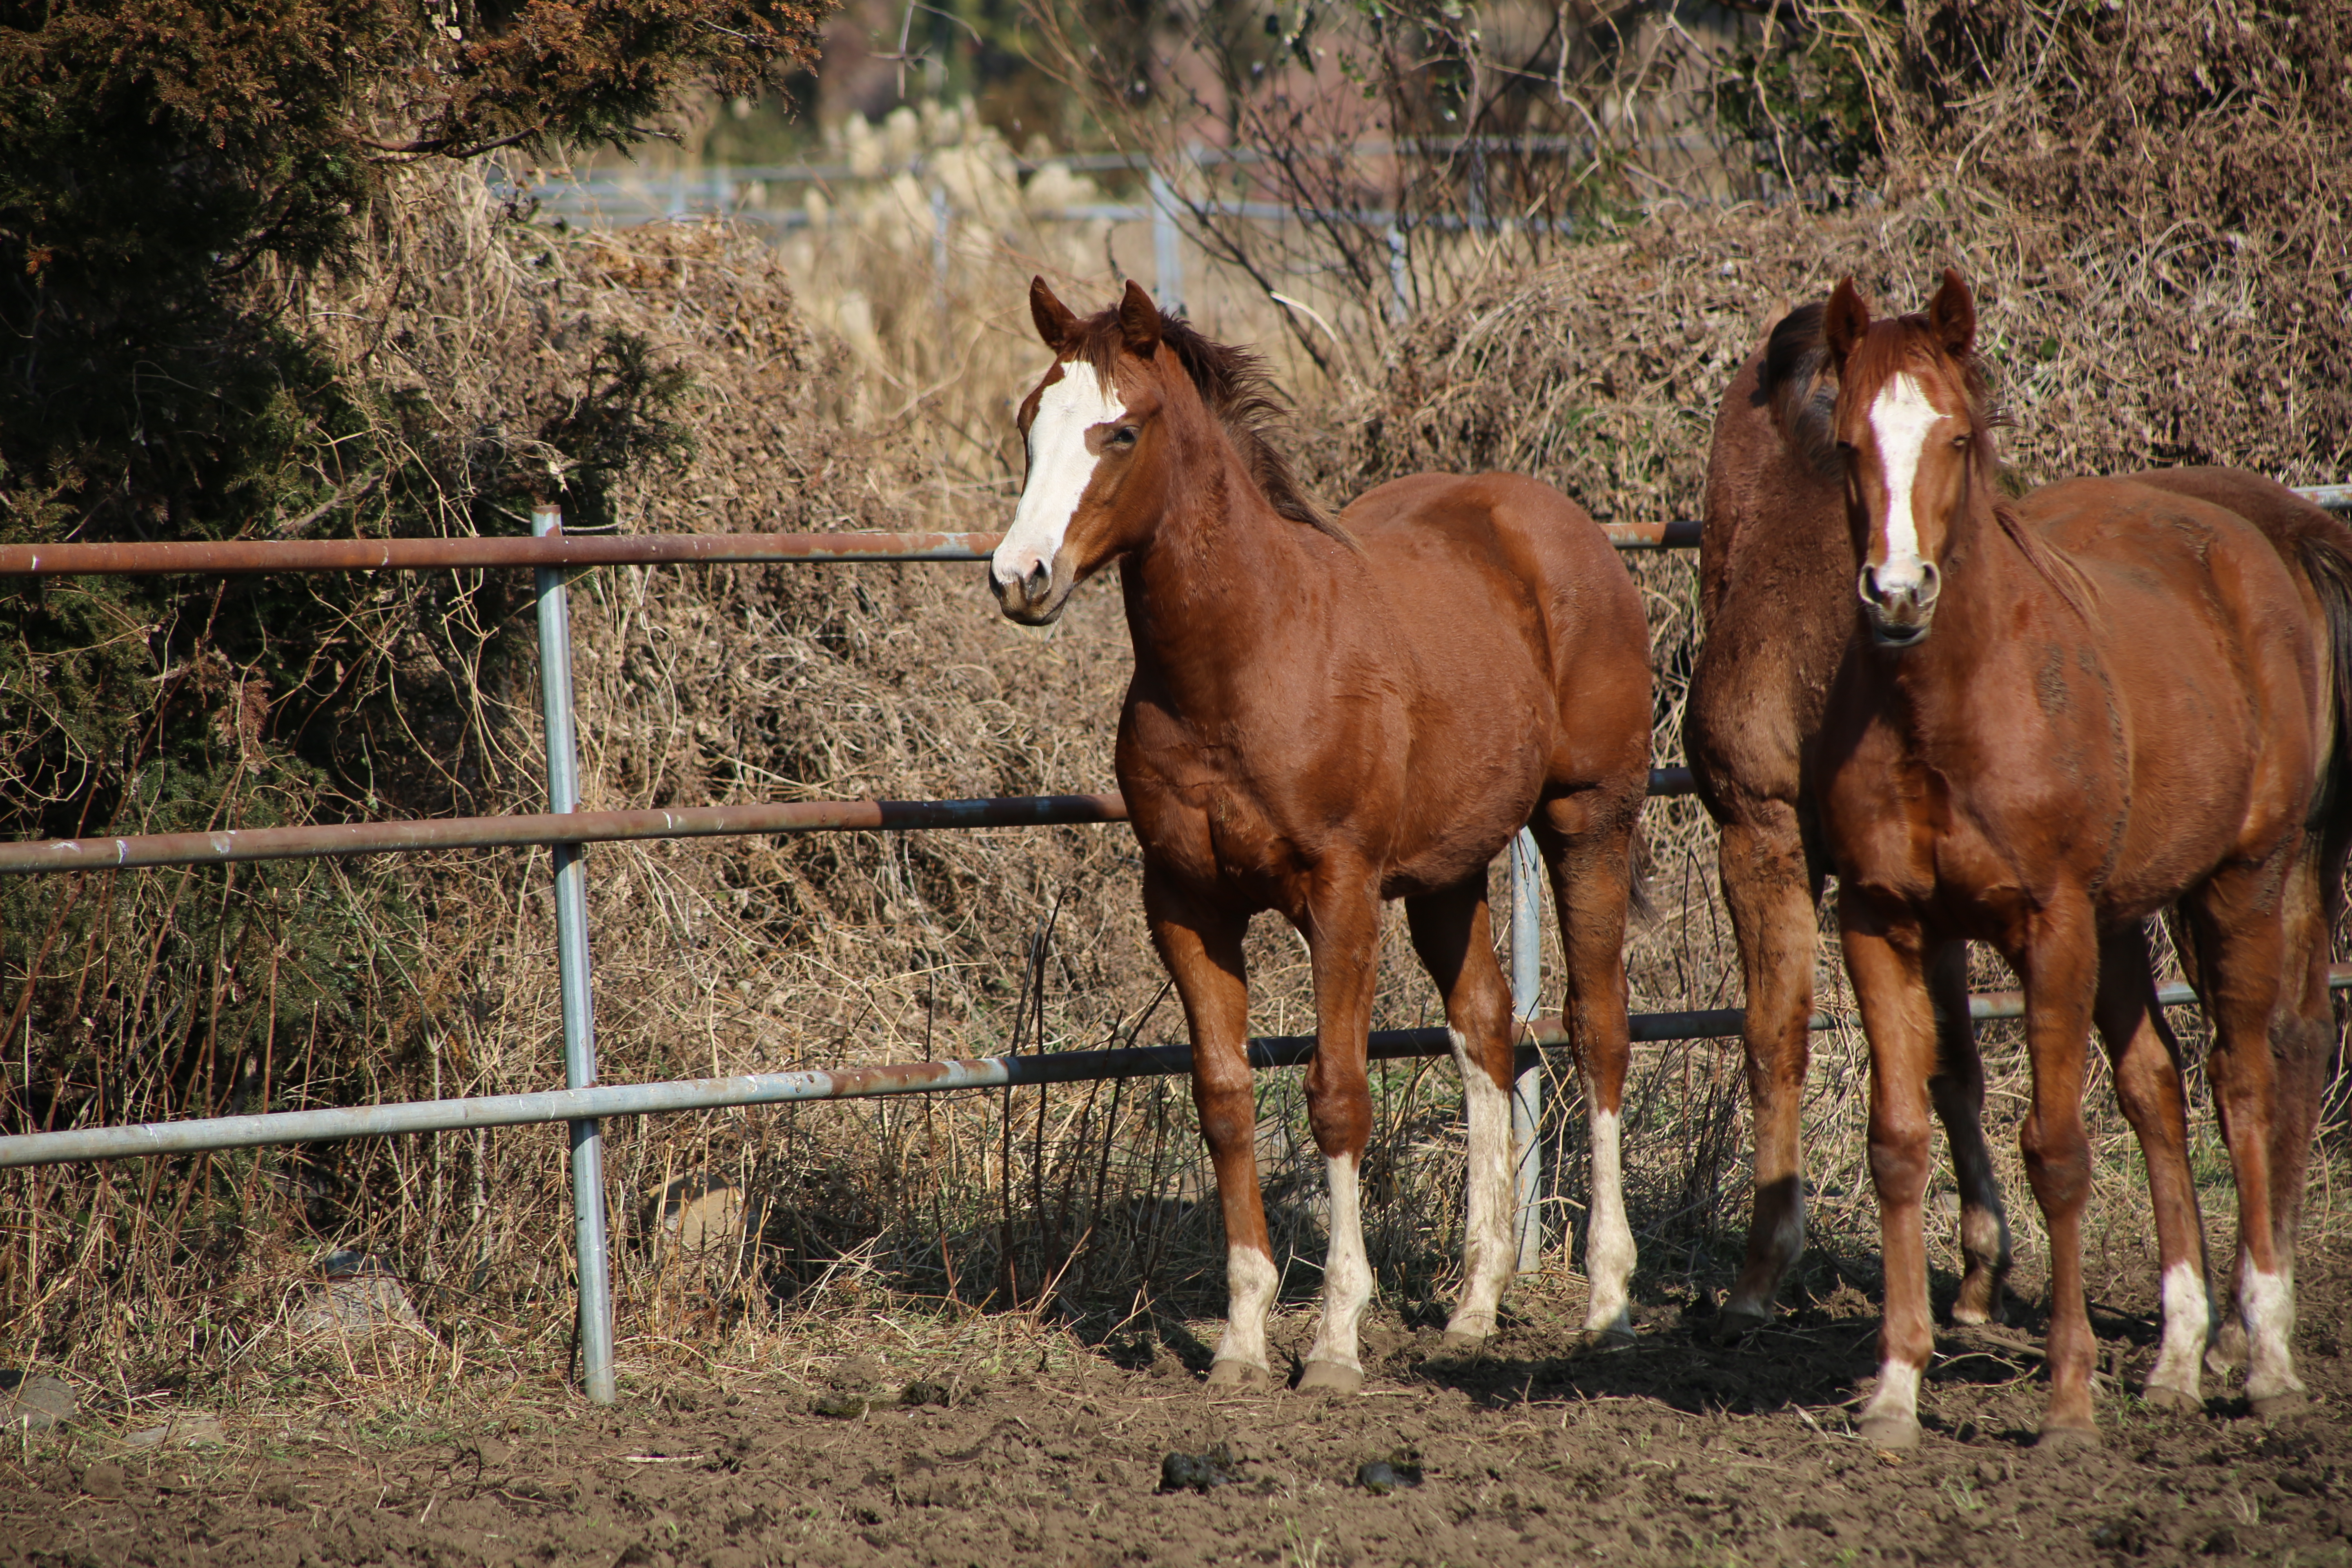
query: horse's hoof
1296 1360 1363 1396
2033 1422 2100 1450
1712 1305 1771 1346
1577 1324 1638 1353
2251 1387 2313 1423
1857 1410 1922 1450
2139 1383 2203 1415
1204 1358 1269 1391
1950 1287 2005 1328
2205 1321 2248 1376
1439 1328 1489 1354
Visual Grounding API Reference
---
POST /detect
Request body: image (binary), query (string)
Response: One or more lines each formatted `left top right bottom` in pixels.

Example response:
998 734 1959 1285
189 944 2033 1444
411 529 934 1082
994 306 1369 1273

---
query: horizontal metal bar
0 531 1002 577
0 521 1701 577
0 793 1131 875
13 486 2333 581
12 484 2341 579
1 773 1696 875
12 968 2346 1169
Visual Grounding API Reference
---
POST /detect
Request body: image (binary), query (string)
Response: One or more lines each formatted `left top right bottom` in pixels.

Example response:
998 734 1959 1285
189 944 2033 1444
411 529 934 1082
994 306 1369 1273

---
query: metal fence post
1510 827 1543 1273
1149 168 1184 315
534 502 617 1404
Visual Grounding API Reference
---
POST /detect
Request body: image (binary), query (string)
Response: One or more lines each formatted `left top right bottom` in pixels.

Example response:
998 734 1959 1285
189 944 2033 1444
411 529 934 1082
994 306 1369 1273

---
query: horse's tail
1626 818 1657 929
2293 525 2352 887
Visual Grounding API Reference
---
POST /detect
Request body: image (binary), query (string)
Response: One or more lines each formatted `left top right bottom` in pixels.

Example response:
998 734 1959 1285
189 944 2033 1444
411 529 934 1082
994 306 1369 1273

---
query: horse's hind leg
1145 872 1272 1390
1926 941 2011 1325
1296 866 1385 1394
2092 922 2211 1411
1715 805 1822 1343
2182 860 2307 1418
1535 792 1639 1345
1404 878 1519 1352
2268 849 2336 1272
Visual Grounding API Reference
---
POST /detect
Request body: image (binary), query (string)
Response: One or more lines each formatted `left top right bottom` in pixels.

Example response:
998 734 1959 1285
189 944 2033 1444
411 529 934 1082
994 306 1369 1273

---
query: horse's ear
1117 278 1163 357
1929 268 1976 358
1030 276 1080 351
1824 278 1869 366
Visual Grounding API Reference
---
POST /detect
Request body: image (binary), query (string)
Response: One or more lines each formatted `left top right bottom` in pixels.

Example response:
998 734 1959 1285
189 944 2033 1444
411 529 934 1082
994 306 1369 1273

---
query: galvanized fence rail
4 491 2345 1401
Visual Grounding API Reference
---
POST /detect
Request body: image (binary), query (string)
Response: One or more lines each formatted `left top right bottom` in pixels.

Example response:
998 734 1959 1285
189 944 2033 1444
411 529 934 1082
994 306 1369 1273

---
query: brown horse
990 280 1652 1388
1693 310 2352 1403
1688 302 2013 1348
1815 270 2339 1445
2109 466 2352 1380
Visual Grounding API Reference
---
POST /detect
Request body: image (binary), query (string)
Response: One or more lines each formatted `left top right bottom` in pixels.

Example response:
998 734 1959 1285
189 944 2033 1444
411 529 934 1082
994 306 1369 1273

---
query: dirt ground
4 1246 2348 1568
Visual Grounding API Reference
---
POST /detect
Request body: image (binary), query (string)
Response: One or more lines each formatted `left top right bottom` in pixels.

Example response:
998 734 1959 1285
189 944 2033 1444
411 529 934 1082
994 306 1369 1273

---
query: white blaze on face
1866 372 1942 597
993 358 1126 592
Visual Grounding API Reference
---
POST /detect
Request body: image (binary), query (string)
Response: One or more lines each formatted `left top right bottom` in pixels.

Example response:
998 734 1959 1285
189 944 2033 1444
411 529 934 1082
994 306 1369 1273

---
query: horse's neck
1882 494 2043 728
1120 442 1313 711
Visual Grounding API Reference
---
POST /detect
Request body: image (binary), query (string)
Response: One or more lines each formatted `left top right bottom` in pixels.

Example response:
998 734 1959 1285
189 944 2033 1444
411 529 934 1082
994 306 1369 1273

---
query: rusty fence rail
2 489 2344 1401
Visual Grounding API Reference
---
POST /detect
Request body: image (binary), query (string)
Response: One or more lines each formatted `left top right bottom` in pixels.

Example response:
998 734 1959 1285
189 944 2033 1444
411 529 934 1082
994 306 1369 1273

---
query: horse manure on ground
1158 1445 1244 1493
1354 1456 1425 1495
809 1392 867 1419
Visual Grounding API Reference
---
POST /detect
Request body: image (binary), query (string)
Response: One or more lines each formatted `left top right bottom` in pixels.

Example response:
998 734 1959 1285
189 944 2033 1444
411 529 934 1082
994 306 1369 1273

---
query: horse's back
1343 470 1641 637
2017 476 2319 898
1341 470 1650 792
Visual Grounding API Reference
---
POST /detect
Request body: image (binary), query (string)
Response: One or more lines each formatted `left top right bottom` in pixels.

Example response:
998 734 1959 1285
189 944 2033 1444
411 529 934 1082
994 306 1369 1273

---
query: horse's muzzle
991 558 1069 625
1858 561 1940 648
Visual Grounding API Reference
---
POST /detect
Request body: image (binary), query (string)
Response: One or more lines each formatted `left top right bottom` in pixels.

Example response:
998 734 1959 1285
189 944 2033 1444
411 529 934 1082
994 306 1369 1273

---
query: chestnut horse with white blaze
990 280 1651 1389
1816 271 2341 1445
1689 300 2015 1348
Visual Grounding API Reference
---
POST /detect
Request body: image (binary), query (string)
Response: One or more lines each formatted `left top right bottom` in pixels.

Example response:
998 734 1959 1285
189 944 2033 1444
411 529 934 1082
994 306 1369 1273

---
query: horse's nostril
1024 561 1051 597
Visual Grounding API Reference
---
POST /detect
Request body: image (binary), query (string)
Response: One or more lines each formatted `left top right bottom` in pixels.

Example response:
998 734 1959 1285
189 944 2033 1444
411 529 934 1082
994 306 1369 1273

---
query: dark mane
1760 301 1839 475
1072 307 1350 545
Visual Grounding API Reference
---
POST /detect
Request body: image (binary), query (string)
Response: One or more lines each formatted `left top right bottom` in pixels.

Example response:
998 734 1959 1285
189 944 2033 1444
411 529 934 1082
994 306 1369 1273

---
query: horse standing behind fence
1691 296 2352 1409
988 279 1652 1390
1814 270 2341 1445
1688 298 2015 1348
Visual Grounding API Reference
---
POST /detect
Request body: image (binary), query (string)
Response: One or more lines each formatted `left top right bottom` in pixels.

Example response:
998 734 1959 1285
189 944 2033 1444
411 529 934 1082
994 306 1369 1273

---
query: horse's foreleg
1716 807 1823 1343
1839 896 1940 1450
1926 941 2011 1325
2013 896 2102 1446
1404 877 1518 1354
1147 879 1270 1390
1298 870 1383 1394
2091 922 2210 1411
2186 861 2306 1418
1537 806 1639 1345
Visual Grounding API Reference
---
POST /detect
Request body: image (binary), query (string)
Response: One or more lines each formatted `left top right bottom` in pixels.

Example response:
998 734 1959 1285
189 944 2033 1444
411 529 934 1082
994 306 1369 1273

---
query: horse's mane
1760 301 1840 475
1767 292 2095 622
1070 308 1352 547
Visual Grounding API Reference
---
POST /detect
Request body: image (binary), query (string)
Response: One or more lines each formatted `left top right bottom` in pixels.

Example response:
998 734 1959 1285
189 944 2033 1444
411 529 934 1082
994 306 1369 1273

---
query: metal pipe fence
4 489 2345 1400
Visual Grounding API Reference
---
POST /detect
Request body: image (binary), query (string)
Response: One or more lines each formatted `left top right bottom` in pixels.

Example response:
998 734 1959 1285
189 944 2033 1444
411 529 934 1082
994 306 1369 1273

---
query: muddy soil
4 1247 2348 1568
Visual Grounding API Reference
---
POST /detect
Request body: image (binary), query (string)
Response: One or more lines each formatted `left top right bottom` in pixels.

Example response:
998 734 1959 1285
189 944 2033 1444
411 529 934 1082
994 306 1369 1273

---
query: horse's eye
1112 425 1140 447
1834 439 1855 453
1950 433 1972 449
